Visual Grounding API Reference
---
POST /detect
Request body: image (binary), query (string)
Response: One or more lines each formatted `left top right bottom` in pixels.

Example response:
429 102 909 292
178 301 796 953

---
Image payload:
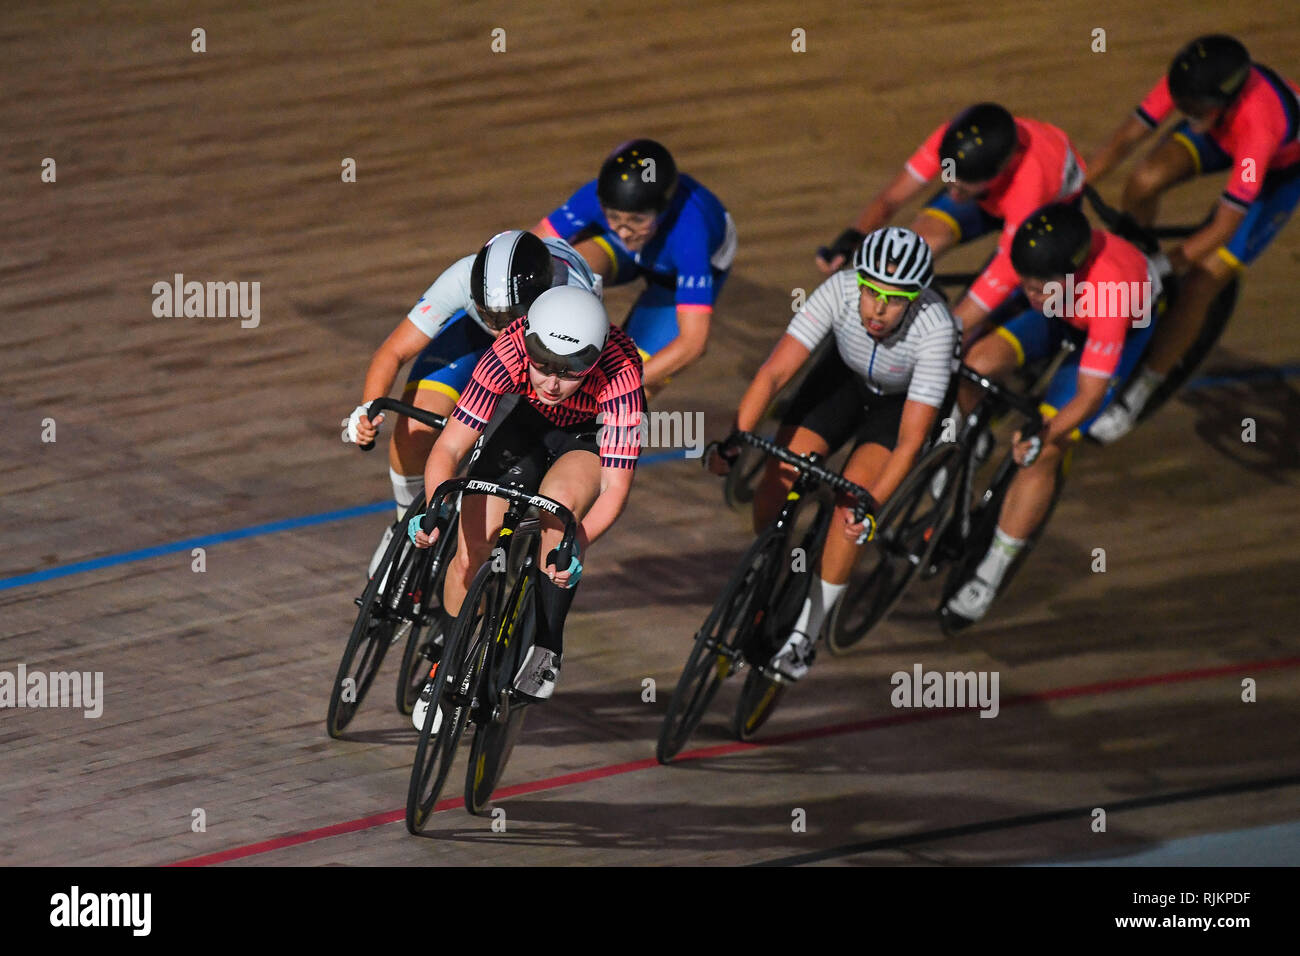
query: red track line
169 655 1300 866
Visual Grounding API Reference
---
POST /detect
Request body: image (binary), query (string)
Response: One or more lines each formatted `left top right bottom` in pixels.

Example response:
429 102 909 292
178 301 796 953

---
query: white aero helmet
523 286 609 376
853 226 934 292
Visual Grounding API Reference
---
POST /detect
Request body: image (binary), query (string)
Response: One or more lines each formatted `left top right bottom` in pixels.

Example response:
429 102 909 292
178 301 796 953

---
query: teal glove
407 513 427 545
552 541 582 588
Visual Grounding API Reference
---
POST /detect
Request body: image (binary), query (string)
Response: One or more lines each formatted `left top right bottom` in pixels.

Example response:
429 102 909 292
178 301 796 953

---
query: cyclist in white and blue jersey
340 229 599 574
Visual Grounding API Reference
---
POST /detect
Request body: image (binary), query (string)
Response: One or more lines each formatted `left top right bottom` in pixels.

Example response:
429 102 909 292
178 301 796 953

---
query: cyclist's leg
910 189 1003 259
1121 121 1220 226
780 397 903 658
818 396 906 588
752 347 858 532
946 319 1068 623
512 428 602 698
958 305 1048 414
442 403 547 615
390 313 493 507
1146 174 1299 377
534 445 601 643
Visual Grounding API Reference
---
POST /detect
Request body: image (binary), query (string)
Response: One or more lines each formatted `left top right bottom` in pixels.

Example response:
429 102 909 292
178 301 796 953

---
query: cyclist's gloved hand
407 513 434 549
548 540 582 589
1017 434 1043 467
705 433 742 476
817 228 866 271
342 403 383 445
850 493 880 545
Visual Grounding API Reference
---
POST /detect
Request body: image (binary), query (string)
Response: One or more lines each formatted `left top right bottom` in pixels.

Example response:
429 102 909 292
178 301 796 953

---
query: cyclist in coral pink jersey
1087 34 1300 441
817 102 1086 344
944 203 1161 628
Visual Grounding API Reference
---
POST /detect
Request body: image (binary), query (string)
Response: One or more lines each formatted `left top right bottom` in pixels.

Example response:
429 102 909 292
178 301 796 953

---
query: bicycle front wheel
396 525 458 715
656 530 783 764
825 441 960 654
326 521 408 738
405 563 497 834
731 667 786 741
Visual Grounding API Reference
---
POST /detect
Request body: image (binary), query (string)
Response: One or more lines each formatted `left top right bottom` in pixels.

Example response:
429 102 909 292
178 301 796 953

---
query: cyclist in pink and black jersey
408 286 644 715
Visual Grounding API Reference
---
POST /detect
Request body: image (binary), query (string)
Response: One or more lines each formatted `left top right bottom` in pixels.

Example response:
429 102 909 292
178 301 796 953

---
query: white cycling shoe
944 576 998 624
513 647 561 701
411 668 445 735
769 630 816 682
1087 400 1140 445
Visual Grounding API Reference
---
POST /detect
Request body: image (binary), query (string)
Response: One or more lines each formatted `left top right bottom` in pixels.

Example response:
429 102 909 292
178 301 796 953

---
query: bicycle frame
423 477 580 722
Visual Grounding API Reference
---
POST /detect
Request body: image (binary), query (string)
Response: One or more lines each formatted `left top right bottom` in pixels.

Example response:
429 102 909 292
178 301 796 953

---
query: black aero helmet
939 102 1019 183
1010 203 1093 279
470 230 554 331
596 139 678 213
1168 34 1251 111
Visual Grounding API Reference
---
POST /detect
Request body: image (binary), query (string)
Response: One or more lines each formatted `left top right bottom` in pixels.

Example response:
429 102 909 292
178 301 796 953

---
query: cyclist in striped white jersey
709 228 958 680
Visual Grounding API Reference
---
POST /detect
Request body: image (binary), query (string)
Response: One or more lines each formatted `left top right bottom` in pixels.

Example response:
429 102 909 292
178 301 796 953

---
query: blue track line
2 358 1295 596
0 451 693 593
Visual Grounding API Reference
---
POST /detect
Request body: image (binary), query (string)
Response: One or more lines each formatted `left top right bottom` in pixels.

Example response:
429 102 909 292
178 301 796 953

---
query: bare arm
817 169 929 273
351 319 433 444
423 418 480 506
579 465 635 548
736 334 812 433
1085 115 1152 183
362 318 432 402
1176 203 1246 270
533 217 562 240
641 307 711 388
854 168 929 235
868 399 939 504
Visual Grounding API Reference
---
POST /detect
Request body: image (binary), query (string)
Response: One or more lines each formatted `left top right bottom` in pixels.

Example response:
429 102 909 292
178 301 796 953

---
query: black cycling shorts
467 399 599 493
779 346 908 452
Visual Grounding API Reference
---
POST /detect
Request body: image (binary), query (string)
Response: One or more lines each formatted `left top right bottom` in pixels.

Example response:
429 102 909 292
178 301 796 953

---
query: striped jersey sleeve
905 301 959 407
592 326 646 469
451 326 529 431
786 274 846 351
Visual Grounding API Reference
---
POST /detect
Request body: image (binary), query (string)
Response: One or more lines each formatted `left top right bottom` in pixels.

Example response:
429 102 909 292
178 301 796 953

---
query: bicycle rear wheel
656 530 783 764
825 441 960 654
405 562 496 834
728 495 829 739
1137 276 1239 423
326 517 410 738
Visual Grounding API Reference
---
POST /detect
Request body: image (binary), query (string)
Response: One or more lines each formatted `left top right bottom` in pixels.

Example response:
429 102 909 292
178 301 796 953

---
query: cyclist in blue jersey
535 139 737 393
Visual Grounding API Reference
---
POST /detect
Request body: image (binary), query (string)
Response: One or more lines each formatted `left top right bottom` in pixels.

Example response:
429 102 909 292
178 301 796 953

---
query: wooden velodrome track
3 0 1298 866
